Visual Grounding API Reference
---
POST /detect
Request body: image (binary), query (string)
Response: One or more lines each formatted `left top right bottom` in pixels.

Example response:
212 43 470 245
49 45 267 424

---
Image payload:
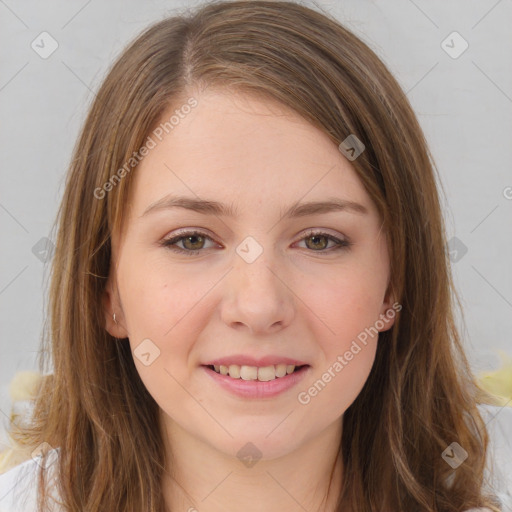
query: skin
103 87 395 512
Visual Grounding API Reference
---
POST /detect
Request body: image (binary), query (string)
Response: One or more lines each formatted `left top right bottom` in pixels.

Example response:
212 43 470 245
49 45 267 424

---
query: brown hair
9 1 500 510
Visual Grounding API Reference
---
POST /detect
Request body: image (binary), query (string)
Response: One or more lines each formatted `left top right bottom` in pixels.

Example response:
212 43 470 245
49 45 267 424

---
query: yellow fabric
0 371 43 475
477 352 512 407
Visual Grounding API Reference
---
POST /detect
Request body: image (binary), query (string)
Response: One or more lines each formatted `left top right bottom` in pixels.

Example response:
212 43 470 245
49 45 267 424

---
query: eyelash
160 229 351 256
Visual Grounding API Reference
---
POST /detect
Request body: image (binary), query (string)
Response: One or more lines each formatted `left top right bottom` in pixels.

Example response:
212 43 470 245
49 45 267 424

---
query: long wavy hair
9 1 500 510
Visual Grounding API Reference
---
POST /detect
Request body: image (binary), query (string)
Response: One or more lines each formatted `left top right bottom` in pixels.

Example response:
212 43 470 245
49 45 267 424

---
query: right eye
160 230 218 255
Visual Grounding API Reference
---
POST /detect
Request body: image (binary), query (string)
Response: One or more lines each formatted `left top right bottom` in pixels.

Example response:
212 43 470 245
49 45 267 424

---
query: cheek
303 268 386 348
118 254 215 339
315 343 377 420
297 328 378 421
295 266 384 411
117 261 211 418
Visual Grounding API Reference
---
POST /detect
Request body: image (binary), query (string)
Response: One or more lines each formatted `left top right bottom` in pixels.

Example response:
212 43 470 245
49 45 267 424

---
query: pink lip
203 355 308 367
202 365 310 399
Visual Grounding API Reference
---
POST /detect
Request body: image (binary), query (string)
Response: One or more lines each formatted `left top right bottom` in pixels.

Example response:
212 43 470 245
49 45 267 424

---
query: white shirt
1 404 511 511
0 448 61 512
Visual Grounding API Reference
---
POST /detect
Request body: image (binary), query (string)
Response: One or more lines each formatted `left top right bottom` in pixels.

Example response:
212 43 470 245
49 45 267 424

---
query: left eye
160 229 351 255
296 231 350 252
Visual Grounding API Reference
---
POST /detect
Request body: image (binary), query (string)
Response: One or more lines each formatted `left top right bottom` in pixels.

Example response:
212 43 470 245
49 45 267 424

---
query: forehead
126 88 377 222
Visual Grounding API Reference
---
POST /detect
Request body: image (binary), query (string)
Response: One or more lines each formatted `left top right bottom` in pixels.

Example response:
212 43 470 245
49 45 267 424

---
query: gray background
1 0 511 444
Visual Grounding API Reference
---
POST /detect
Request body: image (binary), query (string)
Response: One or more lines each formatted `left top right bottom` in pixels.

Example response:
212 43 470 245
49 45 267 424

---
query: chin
204 423 306 462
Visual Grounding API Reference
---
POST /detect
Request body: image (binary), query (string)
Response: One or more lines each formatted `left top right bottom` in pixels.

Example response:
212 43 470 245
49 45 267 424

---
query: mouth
202 362 311 399
204 363 309 382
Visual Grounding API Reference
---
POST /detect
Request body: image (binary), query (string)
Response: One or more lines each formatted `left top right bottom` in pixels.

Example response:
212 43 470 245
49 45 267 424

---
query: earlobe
102 280 129 339
378 288 398 333
378 307 396 333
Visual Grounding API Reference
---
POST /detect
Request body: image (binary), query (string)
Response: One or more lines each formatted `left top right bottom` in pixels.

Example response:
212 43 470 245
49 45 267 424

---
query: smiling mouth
204 364 308 382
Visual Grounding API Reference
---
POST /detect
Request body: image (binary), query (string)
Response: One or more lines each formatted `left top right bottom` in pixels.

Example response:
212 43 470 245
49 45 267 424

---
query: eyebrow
140 194 369 219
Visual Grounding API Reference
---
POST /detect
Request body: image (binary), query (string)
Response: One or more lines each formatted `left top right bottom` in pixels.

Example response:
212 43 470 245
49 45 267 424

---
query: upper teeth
212 364 297 381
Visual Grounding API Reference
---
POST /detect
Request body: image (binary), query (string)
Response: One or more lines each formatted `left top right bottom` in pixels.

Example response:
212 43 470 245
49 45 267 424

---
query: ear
102 274 129 339
377 283 399 333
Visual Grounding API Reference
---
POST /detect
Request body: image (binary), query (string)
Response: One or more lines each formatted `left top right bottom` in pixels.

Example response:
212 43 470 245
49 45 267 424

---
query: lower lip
202 365 310 399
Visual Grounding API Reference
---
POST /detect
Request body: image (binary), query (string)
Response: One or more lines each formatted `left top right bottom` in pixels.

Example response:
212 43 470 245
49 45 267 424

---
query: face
103 88 395 461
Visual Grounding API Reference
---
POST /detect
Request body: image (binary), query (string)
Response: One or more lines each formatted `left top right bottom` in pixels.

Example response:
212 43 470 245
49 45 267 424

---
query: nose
219 251 295 336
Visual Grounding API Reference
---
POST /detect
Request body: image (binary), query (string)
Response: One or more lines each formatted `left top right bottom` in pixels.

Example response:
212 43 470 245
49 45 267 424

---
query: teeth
228 364 241 379
240 365 258 380
211 363 301 381
275 364 287 378
257 365 276 382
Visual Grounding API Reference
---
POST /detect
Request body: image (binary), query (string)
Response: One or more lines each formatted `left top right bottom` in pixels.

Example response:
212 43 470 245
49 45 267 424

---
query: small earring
113 313 117 325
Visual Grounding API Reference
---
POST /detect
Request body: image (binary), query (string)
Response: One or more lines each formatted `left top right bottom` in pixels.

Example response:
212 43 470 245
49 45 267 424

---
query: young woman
1 1 510 511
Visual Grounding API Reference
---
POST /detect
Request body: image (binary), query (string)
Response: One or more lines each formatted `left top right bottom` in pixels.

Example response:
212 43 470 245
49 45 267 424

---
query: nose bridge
220 236 295 333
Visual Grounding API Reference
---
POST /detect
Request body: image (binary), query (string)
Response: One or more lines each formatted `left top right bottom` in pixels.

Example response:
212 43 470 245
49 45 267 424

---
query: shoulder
477 403 512 511
0 448 61 512
0 456 40 512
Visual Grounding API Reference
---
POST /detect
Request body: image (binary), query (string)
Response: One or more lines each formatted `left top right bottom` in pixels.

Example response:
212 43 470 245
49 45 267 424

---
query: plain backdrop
1 0 511 444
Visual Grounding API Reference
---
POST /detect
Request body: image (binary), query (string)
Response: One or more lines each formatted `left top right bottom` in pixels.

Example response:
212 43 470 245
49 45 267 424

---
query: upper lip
203 355 309 367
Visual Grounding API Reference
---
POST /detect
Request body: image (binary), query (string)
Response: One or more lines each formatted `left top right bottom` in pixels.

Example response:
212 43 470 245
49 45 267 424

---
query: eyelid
295 228 350 251
299 227 348 242
161 228 220 252
160 227 351 255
